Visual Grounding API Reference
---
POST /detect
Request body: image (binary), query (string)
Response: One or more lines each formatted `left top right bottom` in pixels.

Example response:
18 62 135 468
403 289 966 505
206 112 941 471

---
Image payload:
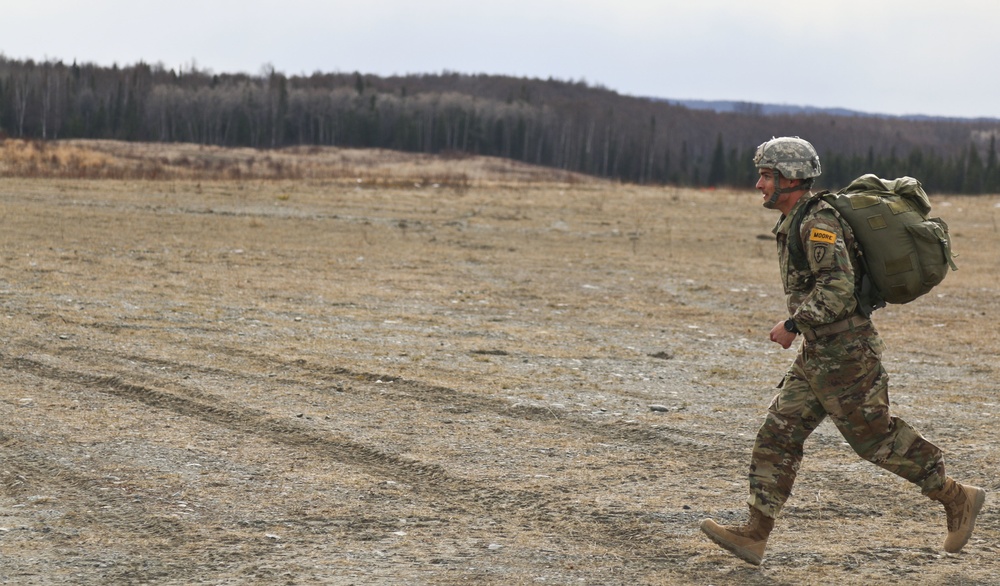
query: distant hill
658 98 1000 124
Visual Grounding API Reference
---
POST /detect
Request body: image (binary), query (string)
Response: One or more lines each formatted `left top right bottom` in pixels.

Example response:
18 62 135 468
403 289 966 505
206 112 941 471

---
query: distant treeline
2 56 1000 193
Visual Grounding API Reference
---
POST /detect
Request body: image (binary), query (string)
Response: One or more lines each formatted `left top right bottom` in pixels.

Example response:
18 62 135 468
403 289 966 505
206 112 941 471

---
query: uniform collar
772 191 817 236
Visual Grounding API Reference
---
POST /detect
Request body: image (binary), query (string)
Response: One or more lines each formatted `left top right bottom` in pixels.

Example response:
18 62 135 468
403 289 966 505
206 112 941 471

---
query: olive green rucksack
788 174 958 316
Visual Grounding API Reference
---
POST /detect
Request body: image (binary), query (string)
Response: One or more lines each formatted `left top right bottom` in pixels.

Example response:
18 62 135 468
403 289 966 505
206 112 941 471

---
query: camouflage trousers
747 321 946 519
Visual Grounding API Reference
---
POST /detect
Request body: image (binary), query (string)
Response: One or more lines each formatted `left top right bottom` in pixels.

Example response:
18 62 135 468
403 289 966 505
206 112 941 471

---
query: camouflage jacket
773 193 860 335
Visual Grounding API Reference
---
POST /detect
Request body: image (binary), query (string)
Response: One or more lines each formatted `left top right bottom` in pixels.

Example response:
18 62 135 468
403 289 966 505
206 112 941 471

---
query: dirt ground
1 148 998 585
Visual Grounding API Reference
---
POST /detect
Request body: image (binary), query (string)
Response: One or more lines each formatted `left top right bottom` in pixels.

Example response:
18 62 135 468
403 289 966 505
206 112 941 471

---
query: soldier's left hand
769 321 797 349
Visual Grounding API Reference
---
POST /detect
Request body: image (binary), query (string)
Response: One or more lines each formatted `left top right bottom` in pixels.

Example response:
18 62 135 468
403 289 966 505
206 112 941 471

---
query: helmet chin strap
764 184 782 209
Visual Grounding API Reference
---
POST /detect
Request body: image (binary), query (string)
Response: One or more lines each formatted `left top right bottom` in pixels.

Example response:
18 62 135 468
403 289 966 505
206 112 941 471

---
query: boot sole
700 519 764 566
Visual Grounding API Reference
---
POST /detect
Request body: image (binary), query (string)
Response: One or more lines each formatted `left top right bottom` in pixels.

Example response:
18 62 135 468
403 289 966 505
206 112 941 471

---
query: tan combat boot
700 507 774 565
928 477 986 553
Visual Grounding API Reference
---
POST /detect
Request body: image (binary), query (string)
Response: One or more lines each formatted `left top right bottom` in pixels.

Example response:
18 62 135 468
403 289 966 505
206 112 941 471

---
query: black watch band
784 318 800 334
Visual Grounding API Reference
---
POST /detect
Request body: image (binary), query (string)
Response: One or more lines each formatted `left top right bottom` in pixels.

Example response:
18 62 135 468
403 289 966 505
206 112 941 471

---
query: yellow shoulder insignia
809 228 837 245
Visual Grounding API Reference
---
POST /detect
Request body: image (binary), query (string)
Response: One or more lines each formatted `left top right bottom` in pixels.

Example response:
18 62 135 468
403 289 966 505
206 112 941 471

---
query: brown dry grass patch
0 138 593 187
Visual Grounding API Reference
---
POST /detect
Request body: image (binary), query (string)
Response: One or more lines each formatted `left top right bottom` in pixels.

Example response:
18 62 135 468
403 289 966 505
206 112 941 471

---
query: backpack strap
785 191 825 275
785 191 883 317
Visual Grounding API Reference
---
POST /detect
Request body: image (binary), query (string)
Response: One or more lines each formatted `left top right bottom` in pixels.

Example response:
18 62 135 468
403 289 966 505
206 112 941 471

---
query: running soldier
700 136 985 565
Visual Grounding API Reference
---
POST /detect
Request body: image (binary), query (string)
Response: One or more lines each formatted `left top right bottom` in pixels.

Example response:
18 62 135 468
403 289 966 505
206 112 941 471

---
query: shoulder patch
809 228 837 245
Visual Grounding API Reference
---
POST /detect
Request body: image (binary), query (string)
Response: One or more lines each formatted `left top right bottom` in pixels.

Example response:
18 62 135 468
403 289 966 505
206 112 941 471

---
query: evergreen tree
963 142 984 194
985 135 999 193
708 133 726 187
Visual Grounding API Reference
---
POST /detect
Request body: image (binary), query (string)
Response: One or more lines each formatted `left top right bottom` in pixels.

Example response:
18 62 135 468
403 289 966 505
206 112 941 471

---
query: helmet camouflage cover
753 136 822 180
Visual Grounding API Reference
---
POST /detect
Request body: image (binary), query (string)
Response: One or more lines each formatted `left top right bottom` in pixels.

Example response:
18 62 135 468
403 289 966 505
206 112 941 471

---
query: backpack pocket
905 219 953 287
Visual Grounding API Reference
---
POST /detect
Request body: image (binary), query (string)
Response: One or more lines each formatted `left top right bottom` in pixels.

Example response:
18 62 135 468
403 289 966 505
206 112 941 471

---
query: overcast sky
4 0 999 119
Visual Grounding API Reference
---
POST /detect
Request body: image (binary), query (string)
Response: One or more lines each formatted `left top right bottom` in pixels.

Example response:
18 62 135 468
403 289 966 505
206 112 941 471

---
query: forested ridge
3 56 1000 193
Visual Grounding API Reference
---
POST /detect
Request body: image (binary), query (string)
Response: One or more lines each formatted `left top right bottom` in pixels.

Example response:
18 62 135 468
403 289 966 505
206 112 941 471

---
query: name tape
809 228 837 245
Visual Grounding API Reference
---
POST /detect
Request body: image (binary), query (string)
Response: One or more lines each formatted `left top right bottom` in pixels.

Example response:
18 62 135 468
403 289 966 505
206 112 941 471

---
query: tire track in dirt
1 432 189 542
48 337 730 456
0 429 266 584
1 350 694 563
2 354 455 485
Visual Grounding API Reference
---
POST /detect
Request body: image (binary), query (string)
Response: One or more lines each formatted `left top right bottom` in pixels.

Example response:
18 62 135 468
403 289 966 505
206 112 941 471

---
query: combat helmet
754 136 821 208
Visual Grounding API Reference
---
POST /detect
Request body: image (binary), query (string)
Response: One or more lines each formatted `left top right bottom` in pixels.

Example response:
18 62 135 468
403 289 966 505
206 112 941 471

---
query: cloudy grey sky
4 0 999 119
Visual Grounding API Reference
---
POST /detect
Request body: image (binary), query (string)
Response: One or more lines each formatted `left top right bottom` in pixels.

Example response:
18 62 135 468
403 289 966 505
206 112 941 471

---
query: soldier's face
756 169 775 191
756 169 779 205
755 169 795 209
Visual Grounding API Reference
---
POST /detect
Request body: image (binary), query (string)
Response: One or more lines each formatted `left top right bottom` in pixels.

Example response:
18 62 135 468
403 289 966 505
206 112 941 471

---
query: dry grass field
1 140 998 585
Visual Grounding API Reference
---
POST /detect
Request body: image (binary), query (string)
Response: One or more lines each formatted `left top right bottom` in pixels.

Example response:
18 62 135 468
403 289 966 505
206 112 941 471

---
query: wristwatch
783 318 800 334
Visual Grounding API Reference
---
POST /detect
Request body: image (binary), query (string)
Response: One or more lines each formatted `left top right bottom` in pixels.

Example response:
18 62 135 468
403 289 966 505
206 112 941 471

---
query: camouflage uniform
747 192 946 519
